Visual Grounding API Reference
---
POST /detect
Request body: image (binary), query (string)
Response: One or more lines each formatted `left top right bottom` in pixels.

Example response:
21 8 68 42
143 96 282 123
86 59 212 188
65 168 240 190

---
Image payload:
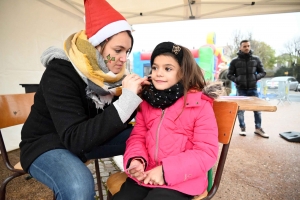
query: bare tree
225 30 254 59
283 37 300 60
282 37 300 80
225 30 276 69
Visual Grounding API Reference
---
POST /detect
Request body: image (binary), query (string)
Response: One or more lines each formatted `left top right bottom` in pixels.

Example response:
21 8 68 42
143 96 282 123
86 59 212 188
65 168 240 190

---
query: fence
259 80 291 105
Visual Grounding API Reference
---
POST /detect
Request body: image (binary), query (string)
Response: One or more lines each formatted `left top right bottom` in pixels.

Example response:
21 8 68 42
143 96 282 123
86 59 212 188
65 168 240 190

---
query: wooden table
216 96 277 112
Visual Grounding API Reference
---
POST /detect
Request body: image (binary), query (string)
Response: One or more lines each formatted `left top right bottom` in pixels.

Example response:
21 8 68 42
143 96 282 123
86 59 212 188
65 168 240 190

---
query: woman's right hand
122 74 148 94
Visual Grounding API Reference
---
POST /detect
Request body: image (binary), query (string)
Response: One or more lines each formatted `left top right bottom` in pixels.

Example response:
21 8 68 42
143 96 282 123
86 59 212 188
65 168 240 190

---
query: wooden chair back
213 101 238 144
0 93 34 200
0 93 34 129
106 101 238 200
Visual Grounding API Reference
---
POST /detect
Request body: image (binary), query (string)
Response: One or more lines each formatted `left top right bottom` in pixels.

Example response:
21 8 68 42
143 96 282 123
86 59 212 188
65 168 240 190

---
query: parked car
266 76 299 91
297 83 300 92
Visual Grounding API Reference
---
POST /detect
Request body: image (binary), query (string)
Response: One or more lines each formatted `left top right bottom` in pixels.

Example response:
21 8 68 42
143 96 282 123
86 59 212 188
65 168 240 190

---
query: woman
19 0 148 199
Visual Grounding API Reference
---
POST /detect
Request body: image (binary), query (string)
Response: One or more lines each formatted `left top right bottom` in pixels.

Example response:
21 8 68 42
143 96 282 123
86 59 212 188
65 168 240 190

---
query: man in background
227 40 268 138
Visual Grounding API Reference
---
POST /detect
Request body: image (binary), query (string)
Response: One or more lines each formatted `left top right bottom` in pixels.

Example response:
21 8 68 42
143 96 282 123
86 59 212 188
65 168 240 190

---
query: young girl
112 42 223 200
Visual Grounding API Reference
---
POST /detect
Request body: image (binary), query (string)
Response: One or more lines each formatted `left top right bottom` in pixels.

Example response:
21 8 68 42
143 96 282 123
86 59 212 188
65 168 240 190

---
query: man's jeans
237 89 262 129
28 126 132 200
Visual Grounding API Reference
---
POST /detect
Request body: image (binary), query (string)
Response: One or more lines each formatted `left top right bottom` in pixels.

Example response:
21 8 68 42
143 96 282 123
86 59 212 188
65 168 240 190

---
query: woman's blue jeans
237 89 262 129
28 126 132 200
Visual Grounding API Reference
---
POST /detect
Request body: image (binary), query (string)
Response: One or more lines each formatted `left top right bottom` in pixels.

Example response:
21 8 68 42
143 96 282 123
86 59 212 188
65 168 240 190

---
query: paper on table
219 96 250 99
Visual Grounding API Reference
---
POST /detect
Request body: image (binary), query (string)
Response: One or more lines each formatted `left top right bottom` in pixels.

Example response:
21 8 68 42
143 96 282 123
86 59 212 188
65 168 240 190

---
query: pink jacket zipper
154 109 165 166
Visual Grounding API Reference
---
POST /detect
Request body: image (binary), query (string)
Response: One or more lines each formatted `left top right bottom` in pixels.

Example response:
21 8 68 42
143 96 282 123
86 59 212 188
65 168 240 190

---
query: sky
130 12 300 57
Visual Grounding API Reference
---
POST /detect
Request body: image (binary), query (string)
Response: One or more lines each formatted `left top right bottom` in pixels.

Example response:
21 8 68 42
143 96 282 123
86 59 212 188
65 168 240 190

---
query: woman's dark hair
99 30 134 54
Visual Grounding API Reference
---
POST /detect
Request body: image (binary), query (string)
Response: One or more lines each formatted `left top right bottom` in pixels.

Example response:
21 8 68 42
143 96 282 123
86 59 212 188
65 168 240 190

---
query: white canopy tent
0 0 299 152
41 0 300 25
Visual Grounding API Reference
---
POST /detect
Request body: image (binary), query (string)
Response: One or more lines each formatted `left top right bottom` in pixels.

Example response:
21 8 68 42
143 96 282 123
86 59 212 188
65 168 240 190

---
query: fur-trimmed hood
202 81 225 99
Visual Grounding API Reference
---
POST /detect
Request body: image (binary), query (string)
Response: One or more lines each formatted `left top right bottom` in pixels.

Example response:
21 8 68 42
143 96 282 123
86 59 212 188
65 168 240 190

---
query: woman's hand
122 74 148 94
126 159 146 181
143 165 165 186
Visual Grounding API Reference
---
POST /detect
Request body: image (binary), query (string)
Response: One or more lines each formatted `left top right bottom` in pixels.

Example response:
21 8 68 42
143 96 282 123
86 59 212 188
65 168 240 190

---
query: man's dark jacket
227 50 266 90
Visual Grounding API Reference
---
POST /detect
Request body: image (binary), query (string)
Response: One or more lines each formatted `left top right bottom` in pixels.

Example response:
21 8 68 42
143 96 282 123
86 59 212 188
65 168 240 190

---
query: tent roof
41 0 300 25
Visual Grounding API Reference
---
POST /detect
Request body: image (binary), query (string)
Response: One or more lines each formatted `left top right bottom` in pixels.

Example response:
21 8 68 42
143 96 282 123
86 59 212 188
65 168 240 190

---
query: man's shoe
239 127 246 136
254 128 269 138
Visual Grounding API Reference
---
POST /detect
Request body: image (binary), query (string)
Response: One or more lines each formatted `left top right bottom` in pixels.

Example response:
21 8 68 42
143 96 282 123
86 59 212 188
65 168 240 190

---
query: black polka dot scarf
142 82 184 110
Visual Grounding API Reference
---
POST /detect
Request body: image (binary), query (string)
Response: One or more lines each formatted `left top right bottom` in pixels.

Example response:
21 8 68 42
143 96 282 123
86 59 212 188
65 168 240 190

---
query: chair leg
107 190 112 200
94 159 103 200
0 184 5 200
0 172 25 200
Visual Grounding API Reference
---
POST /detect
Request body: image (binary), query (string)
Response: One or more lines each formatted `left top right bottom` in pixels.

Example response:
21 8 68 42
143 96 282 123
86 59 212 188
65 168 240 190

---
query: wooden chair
0 93 34 200
106 101 238 200
0 93 104 200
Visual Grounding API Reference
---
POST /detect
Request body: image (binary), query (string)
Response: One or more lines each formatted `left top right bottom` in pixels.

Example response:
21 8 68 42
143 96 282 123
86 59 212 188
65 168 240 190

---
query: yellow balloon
206 32 216 45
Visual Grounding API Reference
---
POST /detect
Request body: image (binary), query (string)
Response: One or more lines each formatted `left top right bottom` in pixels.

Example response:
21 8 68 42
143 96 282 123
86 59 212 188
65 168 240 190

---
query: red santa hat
84 0 131 46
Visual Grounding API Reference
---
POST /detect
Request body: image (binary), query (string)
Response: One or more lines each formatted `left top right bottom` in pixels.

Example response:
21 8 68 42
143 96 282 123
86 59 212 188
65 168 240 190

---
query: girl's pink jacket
123 91 219 195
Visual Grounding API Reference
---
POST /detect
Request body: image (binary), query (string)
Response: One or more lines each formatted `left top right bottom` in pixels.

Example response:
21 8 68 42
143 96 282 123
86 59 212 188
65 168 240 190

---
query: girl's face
100 31 132 74
151 55 181 90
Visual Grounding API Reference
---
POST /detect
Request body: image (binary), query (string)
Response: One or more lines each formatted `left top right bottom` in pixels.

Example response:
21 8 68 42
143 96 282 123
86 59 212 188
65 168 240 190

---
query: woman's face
151 55 181 90
101 31 132 74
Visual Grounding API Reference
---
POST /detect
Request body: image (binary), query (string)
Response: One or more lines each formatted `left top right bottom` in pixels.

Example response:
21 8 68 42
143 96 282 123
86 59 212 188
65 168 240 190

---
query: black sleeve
255 57 266 80
41 60 128 155
227 59 236 83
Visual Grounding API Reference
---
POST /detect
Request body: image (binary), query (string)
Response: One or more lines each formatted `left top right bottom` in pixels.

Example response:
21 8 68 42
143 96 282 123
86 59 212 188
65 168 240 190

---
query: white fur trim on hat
88 20 131 46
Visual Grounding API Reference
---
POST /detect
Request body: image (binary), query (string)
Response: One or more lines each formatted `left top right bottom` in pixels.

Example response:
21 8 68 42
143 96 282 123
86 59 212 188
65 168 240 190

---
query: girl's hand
127 159 146 181
141 76 151 87
122 74 148 94
143 165 165 186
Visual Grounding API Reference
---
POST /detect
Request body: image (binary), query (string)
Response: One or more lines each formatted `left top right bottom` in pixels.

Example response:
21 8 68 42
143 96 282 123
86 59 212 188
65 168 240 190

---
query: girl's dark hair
179 46 206 94
148 46 206 95
141 45 206 116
